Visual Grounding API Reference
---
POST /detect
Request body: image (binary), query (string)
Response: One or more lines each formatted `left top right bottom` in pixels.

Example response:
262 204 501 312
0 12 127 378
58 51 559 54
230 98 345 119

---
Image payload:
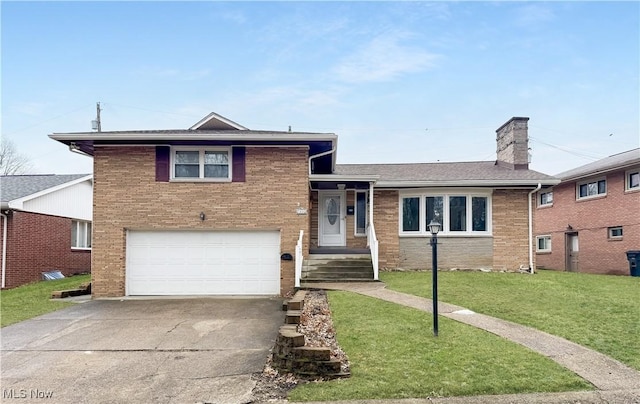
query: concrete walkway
301 282 640 403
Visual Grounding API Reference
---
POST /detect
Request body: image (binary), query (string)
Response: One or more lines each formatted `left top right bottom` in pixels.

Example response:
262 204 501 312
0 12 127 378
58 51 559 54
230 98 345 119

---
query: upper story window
400 191 491 236
577 178 606 200
172 147 231 181
72 220 92 249
539 191 553 206
626 170 639 191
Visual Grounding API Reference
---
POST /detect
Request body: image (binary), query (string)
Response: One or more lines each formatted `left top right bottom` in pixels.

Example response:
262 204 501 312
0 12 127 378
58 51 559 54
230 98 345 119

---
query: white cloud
513 4 555 29
333 32 439 83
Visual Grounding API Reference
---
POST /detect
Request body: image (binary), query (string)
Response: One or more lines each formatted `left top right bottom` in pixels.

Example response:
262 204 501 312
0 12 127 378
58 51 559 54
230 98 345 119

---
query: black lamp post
427 216 441 337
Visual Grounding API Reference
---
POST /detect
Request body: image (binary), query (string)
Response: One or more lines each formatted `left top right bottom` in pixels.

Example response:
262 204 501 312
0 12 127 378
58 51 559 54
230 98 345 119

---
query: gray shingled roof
555 148 640 181
1 174 90 203
335 161 557 185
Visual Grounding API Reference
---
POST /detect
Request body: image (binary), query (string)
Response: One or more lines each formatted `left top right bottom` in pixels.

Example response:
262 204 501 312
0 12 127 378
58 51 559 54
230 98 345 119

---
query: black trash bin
626 250 640 277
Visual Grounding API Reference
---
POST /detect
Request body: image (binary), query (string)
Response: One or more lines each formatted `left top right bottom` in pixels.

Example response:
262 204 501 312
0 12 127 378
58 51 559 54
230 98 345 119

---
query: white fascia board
189 112 249 130
375 179 560 188
310 174 380 182
49 132 337 142
560 163 640 183
7 175 93 210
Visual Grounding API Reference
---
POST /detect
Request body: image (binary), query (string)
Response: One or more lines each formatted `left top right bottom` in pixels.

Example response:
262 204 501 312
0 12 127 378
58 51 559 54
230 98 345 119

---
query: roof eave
310 174 380 182
375 179 560 188
559 161 640 183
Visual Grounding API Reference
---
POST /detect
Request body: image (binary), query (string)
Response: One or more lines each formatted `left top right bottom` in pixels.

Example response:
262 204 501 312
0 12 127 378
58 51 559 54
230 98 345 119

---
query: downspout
528 183 542 274
1 211 8 289
308 148 336 176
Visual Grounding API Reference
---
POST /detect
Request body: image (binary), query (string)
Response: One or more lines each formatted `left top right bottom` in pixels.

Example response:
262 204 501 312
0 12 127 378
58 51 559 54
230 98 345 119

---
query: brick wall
372 190 400 268
492 189 532 271
399 237 493 269
92 146 310 297
0 211 91 288
535 169 640 275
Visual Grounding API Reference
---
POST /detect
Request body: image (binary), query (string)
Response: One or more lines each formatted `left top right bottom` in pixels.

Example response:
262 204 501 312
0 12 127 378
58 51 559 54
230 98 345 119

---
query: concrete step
308 254 371 260
302 271 373 280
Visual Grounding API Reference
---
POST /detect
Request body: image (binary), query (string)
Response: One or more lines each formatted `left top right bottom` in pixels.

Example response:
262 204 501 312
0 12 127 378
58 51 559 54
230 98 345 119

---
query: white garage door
126 230 281 296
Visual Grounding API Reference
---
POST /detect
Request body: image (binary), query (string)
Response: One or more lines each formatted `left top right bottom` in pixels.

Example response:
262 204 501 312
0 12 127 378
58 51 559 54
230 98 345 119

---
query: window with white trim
72 220 92 249
577 178 606 199
172 147 231 180
539 191 553 206
400 191 491 235
355 191 368 236
626 170 639 191
608 226 623 239
536 235 551 252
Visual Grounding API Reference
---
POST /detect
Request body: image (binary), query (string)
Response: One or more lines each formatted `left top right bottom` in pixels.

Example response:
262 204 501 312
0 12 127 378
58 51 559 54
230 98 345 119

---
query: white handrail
295 230 304 288
368 223 379 280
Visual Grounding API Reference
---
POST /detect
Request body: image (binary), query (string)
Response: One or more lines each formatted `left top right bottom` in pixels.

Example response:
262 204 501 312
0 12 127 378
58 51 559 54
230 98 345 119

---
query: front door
566 233 579 272
319 192 346 246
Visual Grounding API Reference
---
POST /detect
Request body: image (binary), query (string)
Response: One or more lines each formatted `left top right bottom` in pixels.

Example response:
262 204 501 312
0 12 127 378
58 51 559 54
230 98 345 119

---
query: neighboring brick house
0 174 93 288
534 149 640 275
50 114 558 298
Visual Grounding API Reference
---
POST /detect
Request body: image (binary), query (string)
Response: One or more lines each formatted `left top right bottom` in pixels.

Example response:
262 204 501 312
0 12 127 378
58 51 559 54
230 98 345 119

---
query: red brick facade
0 211 91 288
535 169 640 275
92 146 309 297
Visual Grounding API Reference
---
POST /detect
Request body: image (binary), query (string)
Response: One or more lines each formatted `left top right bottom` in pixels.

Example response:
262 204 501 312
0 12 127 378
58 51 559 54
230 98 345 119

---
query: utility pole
96 102 102 132
92 102 102 132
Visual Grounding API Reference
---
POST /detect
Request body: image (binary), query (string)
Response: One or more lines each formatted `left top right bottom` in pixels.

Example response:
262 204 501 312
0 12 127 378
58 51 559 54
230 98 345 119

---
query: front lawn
0 275 91 327
289 291 591 401
382 270 640 371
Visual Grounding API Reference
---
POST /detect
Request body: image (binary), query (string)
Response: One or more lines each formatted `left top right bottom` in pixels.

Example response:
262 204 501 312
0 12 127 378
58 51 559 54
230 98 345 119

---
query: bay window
400 191 491 235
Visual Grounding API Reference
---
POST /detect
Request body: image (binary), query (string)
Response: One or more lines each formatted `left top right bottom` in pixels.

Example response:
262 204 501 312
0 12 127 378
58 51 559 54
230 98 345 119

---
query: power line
3 104 94 136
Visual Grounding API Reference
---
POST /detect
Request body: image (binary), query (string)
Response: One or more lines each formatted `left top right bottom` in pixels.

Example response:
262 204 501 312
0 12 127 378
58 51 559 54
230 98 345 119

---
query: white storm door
319 192 346 246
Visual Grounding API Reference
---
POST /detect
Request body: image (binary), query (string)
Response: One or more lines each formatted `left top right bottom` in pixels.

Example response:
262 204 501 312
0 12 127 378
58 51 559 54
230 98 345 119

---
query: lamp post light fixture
427 215 441 337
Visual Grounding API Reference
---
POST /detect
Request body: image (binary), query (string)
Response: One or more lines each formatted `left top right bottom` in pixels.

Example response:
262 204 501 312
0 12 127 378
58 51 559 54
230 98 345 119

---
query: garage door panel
126 231 280 296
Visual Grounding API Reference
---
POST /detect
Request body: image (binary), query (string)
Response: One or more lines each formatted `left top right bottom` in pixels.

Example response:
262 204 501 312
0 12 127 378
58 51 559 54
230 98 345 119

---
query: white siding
22 180 92 221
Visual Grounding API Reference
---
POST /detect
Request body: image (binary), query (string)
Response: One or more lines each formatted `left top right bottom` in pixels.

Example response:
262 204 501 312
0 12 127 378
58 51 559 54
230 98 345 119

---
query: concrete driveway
1 297 284 404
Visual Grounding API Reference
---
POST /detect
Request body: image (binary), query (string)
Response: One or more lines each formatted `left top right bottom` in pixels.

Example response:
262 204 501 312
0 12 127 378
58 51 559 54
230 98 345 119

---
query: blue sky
2 1 638 176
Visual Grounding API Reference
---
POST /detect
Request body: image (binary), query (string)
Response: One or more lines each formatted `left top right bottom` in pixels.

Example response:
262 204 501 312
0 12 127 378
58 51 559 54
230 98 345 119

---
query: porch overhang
309 174 379 190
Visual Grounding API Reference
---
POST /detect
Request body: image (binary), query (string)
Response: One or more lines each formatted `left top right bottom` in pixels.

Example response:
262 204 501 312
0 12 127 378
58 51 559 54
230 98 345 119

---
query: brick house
50 114 558 298
534 149 640 275
0 174 93 288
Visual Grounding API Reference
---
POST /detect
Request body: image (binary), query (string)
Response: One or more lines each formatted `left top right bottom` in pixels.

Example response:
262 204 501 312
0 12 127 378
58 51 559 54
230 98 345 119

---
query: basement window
608 226 623 240
72 220 92 249
536 235 551 253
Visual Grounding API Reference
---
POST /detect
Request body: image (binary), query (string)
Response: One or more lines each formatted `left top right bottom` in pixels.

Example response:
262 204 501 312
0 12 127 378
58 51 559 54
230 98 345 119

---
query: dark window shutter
232 147 246 182
156 146 170 182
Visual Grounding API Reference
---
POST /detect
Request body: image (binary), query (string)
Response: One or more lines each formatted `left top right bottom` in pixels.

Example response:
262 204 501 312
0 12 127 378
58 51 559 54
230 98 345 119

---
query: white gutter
528 183 542 274
1 212 7 289
308 148 336 176
376 179 560 188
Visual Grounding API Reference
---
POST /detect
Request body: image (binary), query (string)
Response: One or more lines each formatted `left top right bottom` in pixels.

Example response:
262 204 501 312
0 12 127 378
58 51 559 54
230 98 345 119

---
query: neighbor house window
539 191 553 206
608 226 623 239
355 191 367 236
536 235 551 252
626 170 639 191
400 192 491 235
172 147 231 180
577 178 606 199
72 220 92 249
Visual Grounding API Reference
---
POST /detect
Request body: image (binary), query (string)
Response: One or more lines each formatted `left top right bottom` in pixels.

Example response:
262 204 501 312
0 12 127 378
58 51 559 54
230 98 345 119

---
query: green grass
289 291 591 401
0 275 91 327
382 270 640 371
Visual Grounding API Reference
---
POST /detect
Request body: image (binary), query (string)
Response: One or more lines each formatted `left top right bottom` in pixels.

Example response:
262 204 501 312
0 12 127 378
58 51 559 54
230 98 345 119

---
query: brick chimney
496 117 530 170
